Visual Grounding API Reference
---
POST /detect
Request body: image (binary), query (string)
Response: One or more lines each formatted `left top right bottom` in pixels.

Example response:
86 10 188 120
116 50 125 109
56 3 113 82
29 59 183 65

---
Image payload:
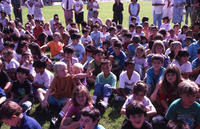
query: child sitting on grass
146 54 165 97
165 80 200 129
41 32 63 60
121 81 157 117
0 101 42 129
59 85 93 129
116 59 140 101
93 59 117 108
121 101 153 129
10 67 33 108
79 106 105 129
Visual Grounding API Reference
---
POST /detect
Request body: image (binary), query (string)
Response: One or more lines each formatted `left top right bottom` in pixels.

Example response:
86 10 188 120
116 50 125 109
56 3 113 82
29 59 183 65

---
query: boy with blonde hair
165 80 200 129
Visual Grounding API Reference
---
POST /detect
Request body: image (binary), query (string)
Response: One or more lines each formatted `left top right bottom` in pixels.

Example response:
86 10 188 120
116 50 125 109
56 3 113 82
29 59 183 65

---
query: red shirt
33 26 43 40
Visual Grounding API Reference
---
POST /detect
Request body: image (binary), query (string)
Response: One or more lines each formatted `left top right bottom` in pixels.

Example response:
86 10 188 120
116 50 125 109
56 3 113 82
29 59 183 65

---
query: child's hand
87 68 94 77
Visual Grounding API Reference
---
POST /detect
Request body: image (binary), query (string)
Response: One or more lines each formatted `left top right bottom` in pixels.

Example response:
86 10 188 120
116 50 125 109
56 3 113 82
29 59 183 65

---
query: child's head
129 23 135 32
181 24 189 34
178 80 199 107
16 67 30 81
163 64 181 85
132 81 148 101
82 29 89 37
151 54 164 69
162 16 170 24
126 101 147 128
132 35 141 44
3 49 14 62
175 49 189 63
108 26 116 36
72 85 92 107
0 101 23 127
184 36 193 47
63 46 74 59
71 33 81 44
166 120 190 129
131 0 138 4
124 59 135 72
93 10 99 18
135 46 146 58
21 51 33 64
54 62 68 78
135 25 143 33
92 24 99 32
113 40 122 53
80 106 101 129
94 48 104 62
131 16 137 24
152 40 165 54
33 60 47 74
105 18 112 27
72 63 84 74
101 59 112 76
53 32 61 42
140 35 148 44
142 17 149 23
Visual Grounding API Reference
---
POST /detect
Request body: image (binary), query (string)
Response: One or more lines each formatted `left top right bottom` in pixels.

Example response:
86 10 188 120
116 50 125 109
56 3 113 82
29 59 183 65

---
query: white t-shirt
81 35 92 45
74 1 83 12
5 58 20 70
171 60 192 73
122 95 154 110
33 69 54 88
160 23 171 32
119 71 140 90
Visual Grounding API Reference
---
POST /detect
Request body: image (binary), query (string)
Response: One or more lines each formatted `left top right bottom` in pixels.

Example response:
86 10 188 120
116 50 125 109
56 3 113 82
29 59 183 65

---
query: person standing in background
61 0 74 26
152 0 164 29
11 0 22 24
113 0 124 25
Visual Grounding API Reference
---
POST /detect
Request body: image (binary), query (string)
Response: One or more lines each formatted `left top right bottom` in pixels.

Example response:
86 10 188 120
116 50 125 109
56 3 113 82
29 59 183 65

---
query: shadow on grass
30 103 50 128
108 98 125 120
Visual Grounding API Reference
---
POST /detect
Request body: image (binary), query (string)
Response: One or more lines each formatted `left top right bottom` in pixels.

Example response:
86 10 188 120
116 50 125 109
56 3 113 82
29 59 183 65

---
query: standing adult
162 0 173 20
11 0 22 24
172 0 186 24
191 0 200 25
61 0 74 26
152 0 164 29
113 0 124 25
87 0 99 21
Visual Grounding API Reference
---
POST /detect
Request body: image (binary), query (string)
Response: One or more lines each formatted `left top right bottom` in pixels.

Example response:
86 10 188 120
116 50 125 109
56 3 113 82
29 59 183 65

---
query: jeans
94 83 112 98
153 11 162 29
185 6 192 25
48 95 68 108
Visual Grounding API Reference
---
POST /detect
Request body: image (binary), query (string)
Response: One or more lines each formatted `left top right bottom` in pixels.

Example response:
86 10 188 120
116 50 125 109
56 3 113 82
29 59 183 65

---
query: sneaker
99 100 108 108
22 101 32 113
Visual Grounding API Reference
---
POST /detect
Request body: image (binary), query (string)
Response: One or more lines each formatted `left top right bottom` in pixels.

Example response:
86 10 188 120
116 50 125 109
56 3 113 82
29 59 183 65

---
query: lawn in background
2 1 153 129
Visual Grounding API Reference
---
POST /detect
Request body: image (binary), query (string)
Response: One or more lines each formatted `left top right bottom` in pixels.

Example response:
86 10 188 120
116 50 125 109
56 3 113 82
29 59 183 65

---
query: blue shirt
127 43 141 59
192 58 200 69
147 54 170 68
188 41 200 61
0 87 5 97
111 50 127 71
146 67 165 95
165 98 200 129
11 114 42 129
91 31 101 47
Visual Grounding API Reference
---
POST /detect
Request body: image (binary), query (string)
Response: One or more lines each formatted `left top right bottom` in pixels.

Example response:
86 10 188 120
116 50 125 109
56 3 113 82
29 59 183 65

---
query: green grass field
18 1 153 29
2 1 154 129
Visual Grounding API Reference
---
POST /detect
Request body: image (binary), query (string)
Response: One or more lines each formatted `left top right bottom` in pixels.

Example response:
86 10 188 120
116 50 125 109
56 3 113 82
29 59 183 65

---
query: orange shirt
49 74 74 99
47 41 63 57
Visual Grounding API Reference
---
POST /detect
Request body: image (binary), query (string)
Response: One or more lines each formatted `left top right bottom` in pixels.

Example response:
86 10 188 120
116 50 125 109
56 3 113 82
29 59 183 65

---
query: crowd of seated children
0 1 200 128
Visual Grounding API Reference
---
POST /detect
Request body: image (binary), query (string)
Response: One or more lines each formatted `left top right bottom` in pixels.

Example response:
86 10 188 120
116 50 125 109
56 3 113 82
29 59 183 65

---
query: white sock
93 96 97 103
59 111 65 118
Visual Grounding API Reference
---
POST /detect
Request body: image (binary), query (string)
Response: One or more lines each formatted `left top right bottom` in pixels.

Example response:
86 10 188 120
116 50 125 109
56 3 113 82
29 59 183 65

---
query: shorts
75 12 84 24
48 95 68 108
